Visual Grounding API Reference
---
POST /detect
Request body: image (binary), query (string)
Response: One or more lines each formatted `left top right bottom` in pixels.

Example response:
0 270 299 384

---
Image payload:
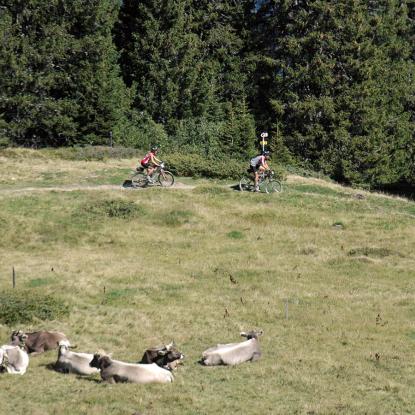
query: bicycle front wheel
158 171 175 187
131 172 147 188
239 176 254 192
265 179 282 194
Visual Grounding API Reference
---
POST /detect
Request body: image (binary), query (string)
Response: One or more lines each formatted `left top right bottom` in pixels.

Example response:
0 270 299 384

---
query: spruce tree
0 0 130 147
253 0 414 187
115 0 257 157
116 0 211 124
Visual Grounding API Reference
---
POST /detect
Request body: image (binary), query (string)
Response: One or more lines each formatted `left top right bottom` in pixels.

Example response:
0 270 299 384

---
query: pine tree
115 0 257 157
116 0 211 125
253 0 415 187
0 0 130 147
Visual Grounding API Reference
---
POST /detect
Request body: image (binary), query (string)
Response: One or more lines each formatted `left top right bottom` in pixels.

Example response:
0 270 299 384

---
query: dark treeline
0 0 414 188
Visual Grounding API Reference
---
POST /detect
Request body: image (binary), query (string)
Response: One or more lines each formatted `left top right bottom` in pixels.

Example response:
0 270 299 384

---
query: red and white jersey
141 151 155 165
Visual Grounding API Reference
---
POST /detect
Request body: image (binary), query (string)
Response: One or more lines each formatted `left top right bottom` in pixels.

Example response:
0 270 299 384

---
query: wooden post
12 267 16 288
284 299 289 320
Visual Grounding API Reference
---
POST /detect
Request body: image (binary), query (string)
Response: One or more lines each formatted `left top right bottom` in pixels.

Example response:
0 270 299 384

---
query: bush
82 199 146 219
114 111 168 150
163 152 286 180
50 146 141 161
0 290 70 326
163 153 246 179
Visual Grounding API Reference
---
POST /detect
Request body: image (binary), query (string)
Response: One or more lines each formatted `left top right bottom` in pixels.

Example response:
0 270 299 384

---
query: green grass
0 150 414 414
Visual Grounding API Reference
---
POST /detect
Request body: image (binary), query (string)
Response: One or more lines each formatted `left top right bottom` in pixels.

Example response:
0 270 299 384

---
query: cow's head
90 353 111 369
240 330 263 340
57 339 71 354
157 342 184 366
10 330 28 347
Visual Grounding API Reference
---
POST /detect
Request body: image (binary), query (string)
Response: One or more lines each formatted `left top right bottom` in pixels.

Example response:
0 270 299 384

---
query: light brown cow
201 330 263 366
10 330 69 354
90 353 174 384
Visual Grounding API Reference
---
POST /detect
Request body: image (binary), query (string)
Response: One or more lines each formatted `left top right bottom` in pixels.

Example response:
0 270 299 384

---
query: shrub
50 146 141 161
164 153 246 180
227 230 244 239
82 199 146 219
161 210 194 226
0 290 69 326
163 152 286 180
114 111 168 150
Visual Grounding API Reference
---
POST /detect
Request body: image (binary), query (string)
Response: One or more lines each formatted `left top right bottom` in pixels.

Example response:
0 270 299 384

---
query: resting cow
90 353 174 384
0 345 29 375
139 342 184 370
54 340 99 376
201 330 263 366
10 330 69 354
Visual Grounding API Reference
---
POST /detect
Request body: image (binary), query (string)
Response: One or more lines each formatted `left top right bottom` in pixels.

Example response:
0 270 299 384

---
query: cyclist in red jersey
139 146 161 183
249 150 271 192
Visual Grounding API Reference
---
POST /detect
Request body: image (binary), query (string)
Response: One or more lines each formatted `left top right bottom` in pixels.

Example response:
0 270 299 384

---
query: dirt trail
0 181 197 196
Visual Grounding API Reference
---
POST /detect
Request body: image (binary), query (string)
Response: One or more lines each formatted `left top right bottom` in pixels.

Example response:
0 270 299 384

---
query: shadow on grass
41 362 101 383
122 180 133 188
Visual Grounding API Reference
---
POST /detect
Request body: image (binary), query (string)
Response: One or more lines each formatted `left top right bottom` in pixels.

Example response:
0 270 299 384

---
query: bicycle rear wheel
131 172 147 188
239 176 254 192
158 171 175 187
265 179 282 193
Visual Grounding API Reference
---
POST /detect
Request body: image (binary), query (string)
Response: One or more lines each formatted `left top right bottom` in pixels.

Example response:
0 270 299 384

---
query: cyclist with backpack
139 146 161 183
249 151 271 192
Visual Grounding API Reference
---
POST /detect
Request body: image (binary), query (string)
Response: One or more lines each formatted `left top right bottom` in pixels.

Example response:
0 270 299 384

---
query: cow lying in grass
54 340 99 376
0 345 29 375
90 353 174 384
139 342 184 370
201 330 263 366
10 330 69 355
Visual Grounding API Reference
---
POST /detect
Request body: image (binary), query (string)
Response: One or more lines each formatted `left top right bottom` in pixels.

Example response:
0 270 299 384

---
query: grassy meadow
0 150 414 415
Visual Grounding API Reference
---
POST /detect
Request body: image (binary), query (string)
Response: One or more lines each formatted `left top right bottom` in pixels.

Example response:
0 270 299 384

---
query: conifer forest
1 1 414 189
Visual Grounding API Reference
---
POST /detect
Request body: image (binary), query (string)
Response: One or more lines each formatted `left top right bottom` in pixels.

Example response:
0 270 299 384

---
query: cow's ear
101 356 111 369
240 332 247 337
158 349 168 356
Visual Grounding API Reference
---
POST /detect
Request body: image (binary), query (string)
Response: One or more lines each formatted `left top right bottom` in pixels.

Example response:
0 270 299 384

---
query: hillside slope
0 152 414 415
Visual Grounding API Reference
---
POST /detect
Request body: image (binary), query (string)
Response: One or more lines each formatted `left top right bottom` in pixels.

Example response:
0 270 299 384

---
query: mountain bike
131 162 175 188
239 169 282 194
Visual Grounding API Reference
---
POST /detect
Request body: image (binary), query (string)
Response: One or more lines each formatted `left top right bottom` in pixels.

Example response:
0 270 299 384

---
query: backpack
141 151 152 164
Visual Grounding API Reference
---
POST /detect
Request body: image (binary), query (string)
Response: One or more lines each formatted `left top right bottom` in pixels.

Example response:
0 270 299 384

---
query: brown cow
10 330 69 355
139 342 184 370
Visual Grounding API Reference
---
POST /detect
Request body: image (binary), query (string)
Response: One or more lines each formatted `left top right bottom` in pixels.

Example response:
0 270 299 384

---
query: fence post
12 267 16 288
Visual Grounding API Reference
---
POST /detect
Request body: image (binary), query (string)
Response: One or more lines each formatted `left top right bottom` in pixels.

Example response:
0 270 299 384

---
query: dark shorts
141 162 156 169
248 164 261 173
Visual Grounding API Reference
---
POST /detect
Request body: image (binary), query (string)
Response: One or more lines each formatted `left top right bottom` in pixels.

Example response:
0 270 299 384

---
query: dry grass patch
0 153 414 414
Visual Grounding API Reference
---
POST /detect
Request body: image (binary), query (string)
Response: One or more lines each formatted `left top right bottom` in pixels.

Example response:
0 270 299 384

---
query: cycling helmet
151 145 159 152
262 150 270 156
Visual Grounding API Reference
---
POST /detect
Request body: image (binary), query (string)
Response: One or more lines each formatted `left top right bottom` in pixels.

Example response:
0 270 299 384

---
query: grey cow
10 330 69 354
0 345 29 375
54 340 100 376
201 330 263 366
90 353 174 384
